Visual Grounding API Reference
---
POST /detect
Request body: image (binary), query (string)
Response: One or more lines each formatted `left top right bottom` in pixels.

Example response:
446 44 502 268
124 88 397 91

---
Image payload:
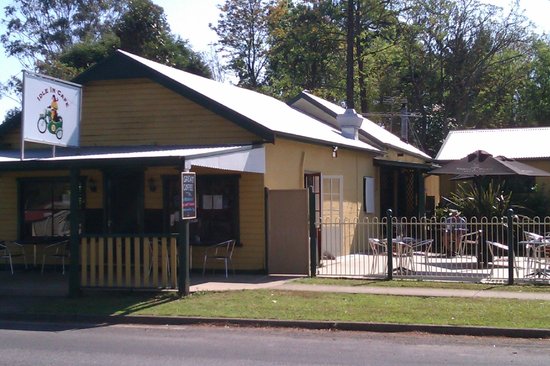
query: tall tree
0 0 212 121
518 37 550 126
266 0 346 101
212 0 274 89
396 0 532 154
1 0 127 70
354 0 402 113
115 0 211 77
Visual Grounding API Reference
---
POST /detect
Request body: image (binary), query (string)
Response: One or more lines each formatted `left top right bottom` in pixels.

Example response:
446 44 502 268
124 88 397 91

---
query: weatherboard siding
79 79 259 147
265 138 378 257
237 172 266 270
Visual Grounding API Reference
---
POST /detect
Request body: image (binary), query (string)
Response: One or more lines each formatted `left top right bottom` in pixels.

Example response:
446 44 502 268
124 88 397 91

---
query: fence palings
79 235 178 289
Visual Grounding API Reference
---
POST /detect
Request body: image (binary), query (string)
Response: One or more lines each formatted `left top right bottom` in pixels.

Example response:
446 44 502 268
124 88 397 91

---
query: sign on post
181 172 197 220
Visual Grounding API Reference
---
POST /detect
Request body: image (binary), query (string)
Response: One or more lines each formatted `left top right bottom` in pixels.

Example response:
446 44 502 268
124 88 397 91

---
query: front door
321 175 343 258
105 170 143 234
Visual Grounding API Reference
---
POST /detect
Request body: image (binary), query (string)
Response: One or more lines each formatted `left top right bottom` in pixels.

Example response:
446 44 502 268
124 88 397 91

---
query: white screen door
321 175 343 257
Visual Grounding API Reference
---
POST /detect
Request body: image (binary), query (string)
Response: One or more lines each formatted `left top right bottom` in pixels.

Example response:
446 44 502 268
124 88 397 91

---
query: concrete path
190 274 550 301
274 283 550 301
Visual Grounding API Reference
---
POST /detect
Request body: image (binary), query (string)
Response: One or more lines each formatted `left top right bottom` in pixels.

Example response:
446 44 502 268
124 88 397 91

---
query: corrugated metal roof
436 128 550 161
117 50 380 154
295 91 431 160
0 145 253 162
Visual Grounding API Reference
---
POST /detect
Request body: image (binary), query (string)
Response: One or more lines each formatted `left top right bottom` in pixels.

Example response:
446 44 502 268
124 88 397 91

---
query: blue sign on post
181 172 197 220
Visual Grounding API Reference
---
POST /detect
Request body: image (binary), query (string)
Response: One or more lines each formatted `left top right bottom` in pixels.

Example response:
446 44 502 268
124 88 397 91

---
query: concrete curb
1 313 549 339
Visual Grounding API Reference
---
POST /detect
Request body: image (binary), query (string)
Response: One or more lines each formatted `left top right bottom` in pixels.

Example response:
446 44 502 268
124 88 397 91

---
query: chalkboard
181 172 197 220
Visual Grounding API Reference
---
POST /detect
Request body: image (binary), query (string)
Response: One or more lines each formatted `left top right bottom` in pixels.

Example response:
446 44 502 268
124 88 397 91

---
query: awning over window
185 145 265 173
0 145 265 173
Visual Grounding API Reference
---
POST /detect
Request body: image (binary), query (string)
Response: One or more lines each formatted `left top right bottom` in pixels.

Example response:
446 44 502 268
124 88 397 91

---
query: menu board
181 172 197 220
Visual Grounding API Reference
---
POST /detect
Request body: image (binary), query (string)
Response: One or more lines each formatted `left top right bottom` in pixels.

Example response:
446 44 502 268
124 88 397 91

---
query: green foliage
265 0 346 100
0 0 212 116
518 38 550 126
212 0 274 89
1 0 127 69
514 184 550 218
115 0 211 77
444 180 514 218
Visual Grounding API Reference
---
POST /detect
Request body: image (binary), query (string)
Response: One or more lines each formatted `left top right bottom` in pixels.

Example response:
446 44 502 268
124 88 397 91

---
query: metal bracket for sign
181 172 197 220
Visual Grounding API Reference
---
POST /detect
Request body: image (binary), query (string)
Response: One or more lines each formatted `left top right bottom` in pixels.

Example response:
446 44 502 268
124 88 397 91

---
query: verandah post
507 208 515 285
69 167 81 297
178 219 190 296
387 209 393 280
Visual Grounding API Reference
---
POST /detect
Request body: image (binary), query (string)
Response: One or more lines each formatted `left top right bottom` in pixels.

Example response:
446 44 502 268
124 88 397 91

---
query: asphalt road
0 321 549 365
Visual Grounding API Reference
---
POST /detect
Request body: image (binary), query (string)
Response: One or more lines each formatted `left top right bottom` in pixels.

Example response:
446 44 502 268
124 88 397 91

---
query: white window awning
0 145 266 173
185 145 265 173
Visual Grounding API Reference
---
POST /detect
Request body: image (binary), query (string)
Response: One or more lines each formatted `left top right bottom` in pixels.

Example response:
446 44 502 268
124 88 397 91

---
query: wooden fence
80 235 178 289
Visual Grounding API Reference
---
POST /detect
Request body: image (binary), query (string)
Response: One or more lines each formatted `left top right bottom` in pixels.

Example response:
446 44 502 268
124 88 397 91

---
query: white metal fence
316 214 550 284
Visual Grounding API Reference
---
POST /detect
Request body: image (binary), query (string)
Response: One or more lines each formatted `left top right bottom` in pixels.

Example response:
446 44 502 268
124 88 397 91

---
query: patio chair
411 239 434 266
486 241 519 278
41 240 70 275
0 240 28 274
527 243 550 279
368 238 387 274
457 230 482 257
202 239 236 278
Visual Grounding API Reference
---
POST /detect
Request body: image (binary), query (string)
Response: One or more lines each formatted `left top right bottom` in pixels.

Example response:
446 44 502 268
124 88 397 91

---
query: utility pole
346 0 354 109
337 0 363 139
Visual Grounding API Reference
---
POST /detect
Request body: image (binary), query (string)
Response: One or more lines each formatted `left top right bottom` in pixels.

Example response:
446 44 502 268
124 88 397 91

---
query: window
363 176 375 213
20 179 73 239
193 175 239 244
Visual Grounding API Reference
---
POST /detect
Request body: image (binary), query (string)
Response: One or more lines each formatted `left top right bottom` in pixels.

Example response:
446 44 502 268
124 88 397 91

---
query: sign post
178 172 197 296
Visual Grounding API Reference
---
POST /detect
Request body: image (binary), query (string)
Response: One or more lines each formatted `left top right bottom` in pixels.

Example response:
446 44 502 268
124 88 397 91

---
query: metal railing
316 210 550 284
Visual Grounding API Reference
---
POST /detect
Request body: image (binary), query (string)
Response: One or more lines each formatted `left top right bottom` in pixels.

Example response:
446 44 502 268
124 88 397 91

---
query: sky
0 0 549 119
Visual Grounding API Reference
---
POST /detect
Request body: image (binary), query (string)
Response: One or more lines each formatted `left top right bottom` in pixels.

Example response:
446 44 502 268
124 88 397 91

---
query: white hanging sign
22 71 82 147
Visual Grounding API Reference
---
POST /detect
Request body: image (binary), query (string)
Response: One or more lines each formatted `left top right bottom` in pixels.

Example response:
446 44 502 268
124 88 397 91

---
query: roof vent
336 108 363 140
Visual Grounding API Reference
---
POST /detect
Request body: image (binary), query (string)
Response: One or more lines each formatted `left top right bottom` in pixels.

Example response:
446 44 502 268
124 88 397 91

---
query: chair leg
202 255 207 276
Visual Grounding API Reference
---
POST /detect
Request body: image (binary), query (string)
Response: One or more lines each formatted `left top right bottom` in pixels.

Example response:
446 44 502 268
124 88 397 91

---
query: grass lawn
13 286 550 330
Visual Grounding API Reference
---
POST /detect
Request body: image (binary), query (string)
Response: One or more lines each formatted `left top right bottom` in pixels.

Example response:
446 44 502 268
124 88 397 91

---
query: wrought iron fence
316 211 550 284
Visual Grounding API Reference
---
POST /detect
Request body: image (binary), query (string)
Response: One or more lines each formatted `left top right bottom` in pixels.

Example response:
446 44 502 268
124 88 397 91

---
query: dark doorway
304 173 321 258
105 170 143 234
380 167 419 218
